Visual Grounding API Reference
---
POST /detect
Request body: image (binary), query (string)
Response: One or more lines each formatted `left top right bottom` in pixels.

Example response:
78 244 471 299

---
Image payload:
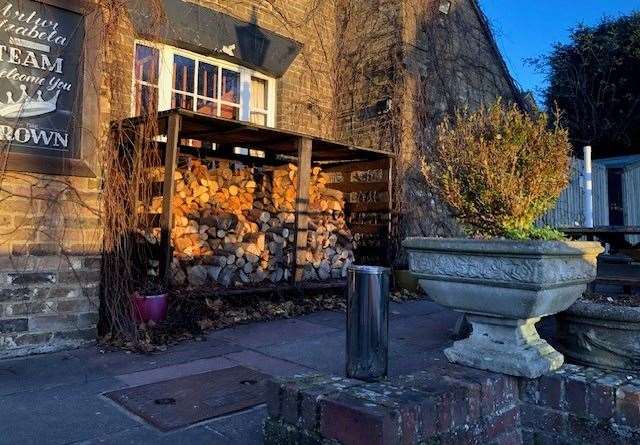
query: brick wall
264 364 640 444
520 364 640 444
264 365 521 445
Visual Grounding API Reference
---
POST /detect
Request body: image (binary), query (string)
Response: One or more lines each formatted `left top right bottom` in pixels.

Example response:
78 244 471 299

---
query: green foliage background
542 11 640 156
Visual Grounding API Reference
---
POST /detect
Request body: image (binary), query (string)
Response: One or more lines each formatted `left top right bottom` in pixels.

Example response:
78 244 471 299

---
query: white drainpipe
583 146 594 228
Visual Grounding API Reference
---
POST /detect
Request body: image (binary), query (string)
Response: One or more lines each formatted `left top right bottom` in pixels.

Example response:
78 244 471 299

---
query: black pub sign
0 0 83 157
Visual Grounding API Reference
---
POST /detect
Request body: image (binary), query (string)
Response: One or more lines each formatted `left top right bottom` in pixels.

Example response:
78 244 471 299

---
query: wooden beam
174 144 281 166
386 157 394 266
327 181 388 193
159 113 182 286
293 137 313 283
348 201 390 213
323 158 390 172
132 123 145 211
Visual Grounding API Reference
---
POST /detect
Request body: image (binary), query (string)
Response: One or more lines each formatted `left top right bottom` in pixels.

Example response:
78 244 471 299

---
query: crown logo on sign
0 85 60 118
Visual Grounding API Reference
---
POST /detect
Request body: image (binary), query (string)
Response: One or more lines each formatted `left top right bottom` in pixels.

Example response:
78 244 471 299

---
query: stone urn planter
557 298 640 372
403 238 603 378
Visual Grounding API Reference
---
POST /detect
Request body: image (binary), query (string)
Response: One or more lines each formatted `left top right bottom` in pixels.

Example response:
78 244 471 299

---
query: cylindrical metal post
346 265 391 382
583 145 594 228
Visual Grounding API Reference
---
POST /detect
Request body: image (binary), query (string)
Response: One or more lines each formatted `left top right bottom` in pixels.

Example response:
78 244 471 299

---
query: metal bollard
346 265 391 382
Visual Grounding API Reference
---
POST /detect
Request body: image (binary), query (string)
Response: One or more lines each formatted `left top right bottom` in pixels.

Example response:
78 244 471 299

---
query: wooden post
159 113 182 286
386 157 393 266
130 123 144 210
293 137 312 283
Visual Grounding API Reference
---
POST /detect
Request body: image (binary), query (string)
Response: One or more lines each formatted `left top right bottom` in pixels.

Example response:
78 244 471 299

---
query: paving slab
257 313 454 377
0 378 135 445
0 349 102 397
85 407 266 445
80 426 226 445
258 330 347 375
0 339 241 397
224 349 315 377
204 405 267 444
296 310 346 329
390 313 456 349
388 346 450 376
88 339 243 377
116 356 237 387
208 318 339 348
389 300 446 318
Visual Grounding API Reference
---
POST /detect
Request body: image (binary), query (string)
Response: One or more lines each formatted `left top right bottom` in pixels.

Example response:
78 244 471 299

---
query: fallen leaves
100 286 425 354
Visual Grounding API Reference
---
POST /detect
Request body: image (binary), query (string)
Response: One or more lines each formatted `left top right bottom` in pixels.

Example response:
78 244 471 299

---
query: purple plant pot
132 292 168 323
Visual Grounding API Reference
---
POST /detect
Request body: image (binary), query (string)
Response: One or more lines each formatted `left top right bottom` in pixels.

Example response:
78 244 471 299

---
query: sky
479 0 640 105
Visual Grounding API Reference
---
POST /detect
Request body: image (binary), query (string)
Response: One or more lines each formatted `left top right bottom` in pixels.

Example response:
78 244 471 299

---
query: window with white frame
133 44 160 115
132 42 276 128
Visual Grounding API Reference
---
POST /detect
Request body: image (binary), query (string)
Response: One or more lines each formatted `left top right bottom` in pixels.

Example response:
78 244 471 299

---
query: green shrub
422 101 571 239
503 226 566 241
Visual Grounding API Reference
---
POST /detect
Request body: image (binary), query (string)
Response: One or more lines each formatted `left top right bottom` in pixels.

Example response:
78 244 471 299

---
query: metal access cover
105 366 270 431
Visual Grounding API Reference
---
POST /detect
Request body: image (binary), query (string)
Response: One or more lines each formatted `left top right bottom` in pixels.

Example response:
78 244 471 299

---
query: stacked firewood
145 159 355 287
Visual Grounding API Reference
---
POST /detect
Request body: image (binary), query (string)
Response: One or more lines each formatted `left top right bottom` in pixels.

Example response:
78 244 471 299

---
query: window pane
251 77 267 110
220 104 239 120
135 84 158 115
173 55 195 93
250 111 267 126
198 62 218 99
135 44 159 84
172 93 193 110
197 99 217 116
221 69 239 103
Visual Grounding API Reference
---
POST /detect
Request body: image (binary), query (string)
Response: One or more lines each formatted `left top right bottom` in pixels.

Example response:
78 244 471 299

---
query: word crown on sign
0 84 60 118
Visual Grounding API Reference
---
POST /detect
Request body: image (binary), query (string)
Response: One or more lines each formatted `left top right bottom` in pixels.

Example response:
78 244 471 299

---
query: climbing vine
0 0 519 350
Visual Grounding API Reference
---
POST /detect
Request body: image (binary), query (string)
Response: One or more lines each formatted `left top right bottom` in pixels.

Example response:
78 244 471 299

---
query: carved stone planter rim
564 300 640 323
402 237 603 257
403 237 603 292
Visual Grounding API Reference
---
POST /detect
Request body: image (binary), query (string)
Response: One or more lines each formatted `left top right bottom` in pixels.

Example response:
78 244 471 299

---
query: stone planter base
446 315 563 378
557 300 640 372
403 237 603 378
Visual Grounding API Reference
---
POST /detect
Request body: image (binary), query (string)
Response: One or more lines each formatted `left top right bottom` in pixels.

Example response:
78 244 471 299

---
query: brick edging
263 363 640 444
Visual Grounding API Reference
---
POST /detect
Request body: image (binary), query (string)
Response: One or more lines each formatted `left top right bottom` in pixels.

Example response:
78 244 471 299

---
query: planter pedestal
446 315 563 378
404 238 603 378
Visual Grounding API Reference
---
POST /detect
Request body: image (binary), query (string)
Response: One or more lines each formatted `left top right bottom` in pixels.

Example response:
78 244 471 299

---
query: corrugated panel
593 161 609 226
623 161 640 245
538 158 608 228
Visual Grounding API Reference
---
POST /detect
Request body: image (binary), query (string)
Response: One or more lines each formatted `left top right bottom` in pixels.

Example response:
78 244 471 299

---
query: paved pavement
0 300 461 445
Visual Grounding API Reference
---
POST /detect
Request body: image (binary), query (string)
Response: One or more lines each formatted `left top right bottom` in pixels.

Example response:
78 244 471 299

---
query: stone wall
395 0 522 254
264 363 640 444
0 175 102 358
